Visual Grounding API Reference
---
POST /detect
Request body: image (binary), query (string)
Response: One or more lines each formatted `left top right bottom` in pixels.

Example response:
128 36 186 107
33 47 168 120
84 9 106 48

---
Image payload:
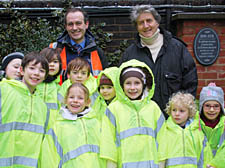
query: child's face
66 86 90 114
123 77 143 99
68 67 89 84
99 85 116 101
5 58 22 79
21 60 46 93
203 100 221 121
171 103 189 127
48 56 60 76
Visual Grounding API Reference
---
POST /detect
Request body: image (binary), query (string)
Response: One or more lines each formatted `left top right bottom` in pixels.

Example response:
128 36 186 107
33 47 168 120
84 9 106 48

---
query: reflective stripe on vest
44 104 52 134
61 144 99 166
122 160 158 168
49 42 57 49
47 128 99 168
91 50 103 78
46 103 58 110
60 47 67 70
90 91 99 106
219 130 225 148
57 93 64 104
197 135 207 168
105 108 120 147
120 127 155 140
155 113 165 136
0 156 37 167
49 43 103 77
212 127 225 156
166 157 197 166
0 122 45 134
0 88 49 134
105 108 164 147
47 128 63 158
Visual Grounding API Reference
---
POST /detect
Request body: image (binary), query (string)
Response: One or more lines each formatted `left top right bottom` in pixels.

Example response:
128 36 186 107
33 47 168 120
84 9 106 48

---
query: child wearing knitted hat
92 67 118 121
199 83 225 168
99 73 116 104
100 59 164 168
1 52 24 80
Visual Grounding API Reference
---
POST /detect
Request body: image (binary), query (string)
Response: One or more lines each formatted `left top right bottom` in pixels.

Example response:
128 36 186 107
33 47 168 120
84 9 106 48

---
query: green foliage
90 22 113 49
107 40 129 66
0 0 127 66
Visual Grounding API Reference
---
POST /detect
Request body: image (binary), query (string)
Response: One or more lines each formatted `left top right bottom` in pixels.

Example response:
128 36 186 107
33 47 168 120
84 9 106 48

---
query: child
0 52 49 167
100 59 165 168
58 57 98 106
157 92 212 168
39 83 106 167
199 83 225 168
92 66 118 121
36 47 62 129
0 52 24 80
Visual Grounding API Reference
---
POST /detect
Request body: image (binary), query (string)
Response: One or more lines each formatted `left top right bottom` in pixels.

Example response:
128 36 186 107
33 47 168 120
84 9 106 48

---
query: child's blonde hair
165 92 197 118
67 57 90 76
64 83 90 104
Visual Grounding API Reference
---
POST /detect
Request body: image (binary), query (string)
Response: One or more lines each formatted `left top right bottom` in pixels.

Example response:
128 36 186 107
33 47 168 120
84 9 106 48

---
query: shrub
0 0 127 66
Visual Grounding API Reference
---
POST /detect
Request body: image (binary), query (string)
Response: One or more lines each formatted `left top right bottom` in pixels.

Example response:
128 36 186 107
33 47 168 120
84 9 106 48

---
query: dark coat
56 30 108 76
120 28 198 118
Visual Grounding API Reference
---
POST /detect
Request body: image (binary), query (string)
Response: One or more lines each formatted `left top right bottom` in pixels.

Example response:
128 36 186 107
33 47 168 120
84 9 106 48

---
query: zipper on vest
137 111 141 127
44 83 47 102
28 96 33 123
81 119 88 144
182 130 185 156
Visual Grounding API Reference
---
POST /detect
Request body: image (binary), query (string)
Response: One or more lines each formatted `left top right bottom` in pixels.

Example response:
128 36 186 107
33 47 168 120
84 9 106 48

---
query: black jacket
120 28 198 118
56 30 108 76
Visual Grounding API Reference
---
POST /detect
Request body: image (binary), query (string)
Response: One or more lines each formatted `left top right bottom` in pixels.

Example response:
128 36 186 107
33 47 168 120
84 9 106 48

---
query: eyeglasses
203 104 220 110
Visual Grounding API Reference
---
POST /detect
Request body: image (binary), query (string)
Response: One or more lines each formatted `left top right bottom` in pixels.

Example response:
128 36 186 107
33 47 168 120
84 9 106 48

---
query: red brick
187 44 193 51
218 57 225 64
219 50 225 57
196 87 202 99
221 28 225 34
207 65 225 72
220 43 225 50
218 72 225 79
198 79 206 86
182 27 195 35
198 72 218 79
219 35 225 41
196 65 206 72
181 35 195 44
213 79 225 87
183 20 207 27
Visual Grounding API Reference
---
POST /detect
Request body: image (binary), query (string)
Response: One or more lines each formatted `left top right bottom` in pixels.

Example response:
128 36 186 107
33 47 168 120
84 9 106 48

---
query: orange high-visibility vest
49 42 103 83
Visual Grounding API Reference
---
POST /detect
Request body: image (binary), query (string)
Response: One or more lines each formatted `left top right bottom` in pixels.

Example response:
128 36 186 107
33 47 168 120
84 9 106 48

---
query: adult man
120 5 198 118
50 8 108 80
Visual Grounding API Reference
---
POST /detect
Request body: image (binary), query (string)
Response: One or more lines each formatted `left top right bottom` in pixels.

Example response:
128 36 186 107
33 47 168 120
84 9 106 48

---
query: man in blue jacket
50 8 108 80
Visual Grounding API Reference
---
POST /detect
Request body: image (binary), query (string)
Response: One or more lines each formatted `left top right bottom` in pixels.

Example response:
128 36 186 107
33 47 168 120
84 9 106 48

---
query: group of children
0 49 224 168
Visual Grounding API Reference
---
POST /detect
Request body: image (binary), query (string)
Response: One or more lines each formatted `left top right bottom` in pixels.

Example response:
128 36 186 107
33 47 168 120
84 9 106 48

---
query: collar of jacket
61 106 91 120
167 115 199 131
1 79 38 96
115 59 155 111
135 27 172 49
57 30 97 49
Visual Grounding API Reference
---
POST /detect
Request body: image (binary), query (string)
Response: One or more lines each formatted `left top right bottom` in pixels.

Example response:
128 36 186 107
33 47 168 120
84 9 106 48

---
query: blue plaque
194 28 220 66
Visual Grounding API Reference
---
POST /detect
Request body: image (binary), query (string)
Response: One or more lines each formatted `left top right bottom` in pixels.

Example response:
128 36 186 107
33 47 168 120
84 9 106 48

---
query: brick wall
176 19 225 99
90 15 137 53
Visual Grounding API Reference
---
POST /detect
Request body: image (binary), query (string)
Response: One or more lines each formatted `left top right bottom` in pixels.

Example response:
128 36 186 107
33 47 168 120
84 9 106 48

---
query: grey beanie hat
199 84 224 115
1 52 24 71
